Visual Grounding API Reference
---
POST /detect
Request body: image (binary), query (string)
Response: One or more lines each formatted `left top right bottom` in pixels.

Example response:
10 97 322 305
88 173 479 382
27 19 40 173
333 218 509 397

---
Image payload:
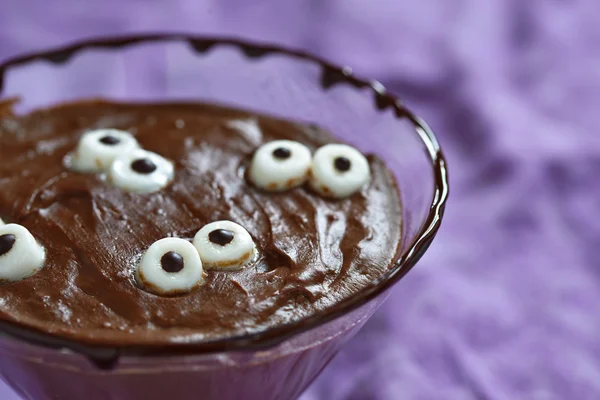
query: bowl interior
0 35 449 355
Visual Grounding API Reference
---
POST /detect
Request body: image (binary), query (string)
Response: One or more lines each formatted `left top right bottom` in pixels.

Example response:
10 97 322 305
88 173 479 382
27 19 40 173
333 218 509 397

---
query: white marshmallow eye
309 144 371 199
193 221 256 270
0 224 45 283
109 149 175 193
136 238 204 296
68 129 139 173
248 140 312 191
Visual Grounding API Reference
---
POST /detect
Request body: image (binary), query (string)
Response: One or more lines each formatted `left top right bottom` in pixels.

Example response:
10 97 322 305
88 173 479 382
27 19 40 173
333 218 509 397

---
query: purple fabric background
1 0 600 398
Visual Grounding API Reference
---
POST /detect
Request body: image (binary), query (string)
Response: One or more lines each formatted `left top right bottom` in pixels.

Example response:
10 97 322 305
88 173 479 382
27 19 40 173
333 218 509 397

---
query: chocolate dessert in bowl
0 35 448 400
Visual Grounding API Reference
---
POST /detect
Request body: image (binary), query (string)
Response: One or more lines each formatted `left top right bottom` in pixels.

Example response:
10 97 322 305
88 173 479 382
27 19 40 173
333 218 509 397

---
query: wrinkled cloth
1 0 600 399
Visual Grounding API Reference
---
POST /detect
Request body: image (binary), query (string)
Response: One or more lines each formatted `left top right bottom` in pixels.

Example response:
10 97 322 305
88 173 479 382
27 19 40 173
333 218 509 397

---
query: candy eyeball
249 140 312 191
0 224 45 283
69 129 139 173
193 221 256 270
136 238 205 296
309 144 371 199
109 149 175 193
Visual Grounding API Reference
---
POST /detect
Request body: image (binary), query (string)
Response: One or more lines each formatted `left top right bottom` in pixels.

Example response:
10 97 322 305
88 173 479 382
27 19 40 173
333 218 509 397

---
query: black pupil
161 251 184 273
209 229 235 246
99 135 120 145
334 157 352 172
0 234 16 257
272 147 291 160
131 158 157 174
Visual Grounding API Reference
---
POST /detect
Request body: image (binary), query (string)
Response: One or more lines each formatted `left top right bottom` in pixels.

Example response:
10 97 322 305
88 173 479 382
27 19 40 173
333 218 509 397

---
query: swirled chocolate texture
0 100 402 346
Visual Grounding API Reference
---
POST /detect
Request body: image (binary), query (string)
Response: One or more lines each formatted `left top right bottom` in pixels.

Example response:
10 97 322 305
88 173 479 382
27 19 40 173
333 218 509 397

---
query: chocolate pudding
0 100 402 347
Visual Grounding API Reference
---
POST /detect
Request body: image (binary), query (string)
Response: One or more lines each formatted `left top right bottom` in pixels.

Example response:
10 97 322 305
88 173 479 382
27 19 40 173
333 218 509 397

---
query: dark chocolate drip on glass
47 51 74 64
89 352 120 370
321 66 352 89
241 46 272 59
188 39 215 54
395 104 409 118
375 93 396 111
0 34 412 117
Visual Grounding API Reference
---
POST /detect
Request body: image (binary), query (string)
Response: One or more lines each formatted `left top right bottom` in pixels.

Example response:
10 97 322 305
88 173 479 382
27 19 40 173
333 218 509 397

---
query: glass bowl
0 34 448 400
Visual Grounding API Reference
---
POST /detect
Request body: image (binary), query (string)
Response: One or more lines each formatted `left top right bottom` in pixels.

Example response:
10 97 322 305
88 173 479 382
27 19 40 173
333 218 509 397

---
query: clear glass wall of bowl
0 37 446 400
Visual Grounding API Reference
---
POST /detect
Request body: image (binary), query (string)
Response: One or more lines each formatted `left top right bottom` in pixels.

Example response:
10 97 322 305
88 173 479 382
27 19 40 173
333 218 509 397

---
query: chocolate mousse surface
0 100 402 347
